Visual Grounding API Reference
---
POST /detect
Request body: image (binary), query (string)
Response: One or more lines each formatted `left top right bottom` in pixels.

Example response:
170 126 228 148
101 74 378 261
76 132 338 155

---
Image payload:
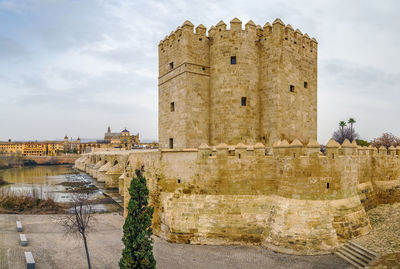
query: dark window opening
302 46 305 48
178 39 180 42
169 138 173 149
199 38 202 41
219 29 221 32
285 37 288 40
241 97 247 106
169 62 174 69
238 154 241 159
170 102 175 112
202 67 206 71
177 179 181 183
327 182 330 189
294 41 297 44
231 56 236 65
304 82 308 88
293 153 296 158
332 153 335 159
290 85 295 92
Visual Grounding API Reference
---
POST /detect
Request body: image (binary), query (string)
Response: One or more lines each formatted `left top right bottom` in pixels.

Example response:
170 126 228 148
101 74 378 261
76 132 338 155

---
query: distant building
104 126 140 149
0 126 141 156
0 141 64 156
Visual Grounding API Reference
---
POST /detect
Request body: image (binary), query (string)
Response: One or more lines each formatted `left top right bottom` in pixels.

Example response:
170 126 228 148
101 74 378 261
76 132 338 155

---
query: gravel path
353 202 400 254
353 202 400 268
0 213 352 269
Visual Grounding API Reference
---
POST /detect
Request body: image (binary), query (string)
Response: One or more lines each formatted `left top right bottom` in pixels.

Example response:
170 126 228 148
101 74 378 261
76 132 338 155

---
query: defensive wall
74 18 400 256
74 139 400 255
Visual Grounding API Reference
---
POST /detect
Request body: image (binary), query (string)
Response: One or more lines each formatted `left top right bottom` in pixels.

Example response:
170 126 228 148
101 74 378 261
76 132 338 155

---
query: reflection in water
0 165 120 212
0 165 75 184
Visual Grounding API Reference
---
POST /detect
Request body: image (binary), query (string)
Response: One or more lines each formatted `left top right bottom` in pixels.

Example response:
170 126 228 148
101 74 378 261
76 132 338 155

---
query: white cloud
0 0 399 143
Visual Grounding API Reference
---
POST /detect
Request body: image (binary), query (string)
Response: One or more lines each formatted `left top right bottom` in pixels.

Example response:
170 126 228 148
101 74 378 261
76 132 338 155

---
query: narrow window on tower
231 56 236 64
170 102 175 112
290 85 295 92
169 138 174 149
169 62 174 69
241 97 247 106
304 81 308 88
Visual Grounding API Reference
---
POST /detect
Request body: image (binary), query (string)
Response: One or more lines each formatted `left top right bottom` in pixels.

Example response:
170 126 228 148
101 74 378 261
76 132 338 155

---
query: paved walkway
0 214 353 269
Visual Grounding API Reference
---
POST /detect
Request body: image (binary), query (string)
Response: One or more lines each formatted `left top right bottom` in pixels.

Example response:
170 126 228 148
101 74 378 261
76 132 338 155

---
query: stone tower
158 18 317 149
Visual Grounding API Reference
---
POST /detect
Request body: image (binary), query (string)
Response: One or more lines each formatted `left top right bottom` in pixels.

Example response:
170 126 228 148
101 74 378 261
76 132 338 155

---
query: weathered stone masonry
75 139 400 254
159 18 317 149
74 18 400 255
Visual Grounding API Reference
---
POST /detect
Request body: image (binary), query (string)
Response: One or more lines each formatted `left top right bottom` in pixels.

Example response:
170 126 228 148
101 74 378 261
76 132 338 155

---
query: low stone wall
74 140 400 255
27 155 80 165
358 182 377 211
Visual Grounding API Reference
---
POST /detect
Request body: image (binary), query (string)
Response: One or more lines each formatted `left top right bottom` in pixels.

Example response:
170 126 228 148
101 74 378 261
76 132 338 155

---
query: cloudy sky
0 0 399 143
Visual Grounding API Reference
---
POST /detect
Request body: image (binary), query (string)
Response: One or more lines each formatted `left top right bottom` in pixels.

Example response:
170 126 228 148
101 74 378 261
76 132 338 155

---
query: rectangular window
169 62 174 69
290 85 295 92
170 102 175 112
169 138 173 149
304 82 308 88
241 97 247 106
231 56 236 64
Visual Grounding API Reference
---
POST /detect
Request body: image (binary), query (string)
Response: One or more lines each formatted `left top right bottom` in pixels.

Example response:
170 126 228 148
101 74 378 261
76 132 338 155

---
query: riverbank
0 188 65 214
0 177 9 186
0 165 121 214
0 154 80 169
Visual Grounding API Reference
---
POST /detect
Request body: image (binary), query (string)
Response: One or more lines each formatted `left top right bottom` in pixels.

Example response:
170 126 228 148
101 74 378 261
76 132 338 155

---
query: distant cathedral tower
158 18 317 149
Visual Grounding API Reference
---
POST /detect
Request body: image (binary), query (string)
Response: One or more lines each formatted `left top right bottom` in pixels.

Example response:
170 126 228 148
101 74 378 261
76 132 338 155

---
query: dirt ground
0 213 352 269
353 202 400 268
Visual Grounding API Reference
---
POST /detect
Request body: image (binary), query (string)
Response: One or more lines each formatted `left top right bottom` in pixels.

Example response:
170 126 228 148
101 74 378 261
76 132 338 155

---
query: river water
0 165 120 212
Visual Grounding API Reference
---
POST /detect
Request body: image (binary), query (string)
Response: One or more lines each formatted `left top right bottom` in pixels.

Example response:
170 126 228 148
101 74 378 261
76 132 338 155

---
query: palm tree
339 121 346 142
348 118 356 142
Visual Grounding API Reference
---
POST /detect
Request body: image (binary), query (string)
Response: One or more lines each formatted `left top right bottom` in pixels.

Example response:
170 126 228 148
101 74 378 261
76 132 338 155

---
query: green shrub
120 170 156 269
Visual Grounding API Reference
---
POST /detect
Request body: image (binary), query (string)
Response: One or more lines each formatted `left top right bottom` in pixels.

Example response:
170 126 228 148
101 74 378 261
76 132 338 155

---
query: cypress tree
120 169 156 269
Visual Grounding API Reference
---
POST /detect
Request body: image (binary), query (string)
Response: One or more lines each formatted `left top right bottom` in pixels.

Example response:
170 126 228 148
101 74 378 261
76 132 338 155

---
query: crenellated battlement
189 138 399 160
159 18 318 149
73 16 400 255
75 138 400 254
159 18 317 48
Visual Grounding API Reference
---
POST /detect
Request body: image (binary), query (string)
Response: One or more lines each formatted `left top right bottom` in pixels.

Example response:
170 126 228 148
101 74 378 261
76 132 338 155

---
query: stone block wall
74 140 400 255
158 18 318 149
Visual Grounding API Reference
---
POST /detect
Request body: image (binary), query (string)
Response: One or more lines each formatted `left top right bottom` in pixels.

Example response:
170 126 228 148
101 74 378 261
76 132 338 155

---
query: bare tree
59 194 95 269
371 132 400 149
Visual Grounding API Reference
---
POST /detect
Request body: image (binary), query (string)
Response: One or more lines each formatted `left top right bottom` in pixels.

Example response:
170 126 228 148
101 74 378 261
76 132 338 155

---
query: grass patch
0 188 66 214
0 176 10 186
